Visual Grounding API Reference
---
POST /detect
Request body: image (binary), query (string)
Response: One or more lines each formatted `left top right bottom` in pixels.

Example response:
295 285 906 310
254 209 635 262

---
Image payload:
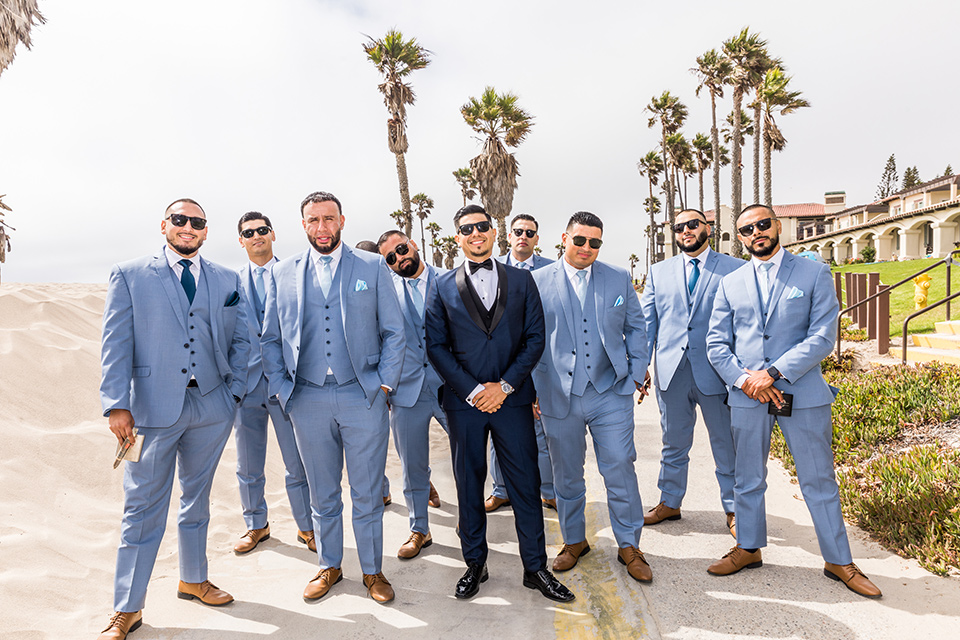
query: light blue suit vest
299 258 356 385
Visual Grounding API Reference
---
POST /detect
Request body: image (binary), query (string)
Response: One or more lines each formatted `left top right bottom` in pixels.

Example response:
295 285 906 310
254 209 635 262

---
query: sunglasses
672 219 703 234
240 225 271 239
458 221 492 235
384 242 411 265
512 228 536 238
737 218 775 237
571 235 603 250
166 214 207 230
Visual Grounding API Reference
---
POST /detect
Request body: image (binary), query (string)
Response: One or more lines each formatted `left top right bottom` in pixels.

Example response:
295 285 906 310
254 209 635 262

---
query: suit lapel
202 257 220 337
338 245 356 338
488 261 508 332
295 250 309 344
592 264 608 348
154 251 188 331
455 264 488 333
765 250 795 323
689 251 716 316
552 261 577 339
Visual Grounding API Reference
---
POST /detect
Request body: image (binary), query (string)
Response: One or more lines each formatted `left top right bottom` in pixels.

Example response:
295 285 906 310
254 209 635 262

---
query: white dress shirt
165 245 200 282
683 246 711 292
465 257 499 405
310 241 343 287
562 256 592 290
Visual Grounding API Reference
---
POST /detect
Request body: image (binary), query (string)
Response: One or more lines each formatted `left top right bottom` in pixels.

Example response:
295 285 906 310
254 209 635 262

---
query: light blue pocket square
614 295 624 307
355 279 368 292
787 286 804 300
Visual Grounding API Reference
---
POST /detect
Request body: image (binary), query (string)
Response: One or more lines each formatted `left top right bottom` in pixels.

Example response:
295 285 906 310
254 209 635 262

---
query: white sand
1 282 959 639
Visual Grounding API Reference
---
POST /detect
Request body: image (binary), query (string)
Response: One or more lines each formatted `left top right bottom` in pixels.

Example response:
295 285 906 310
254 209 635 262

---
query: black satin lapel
487 261 508 332
455 264 488 333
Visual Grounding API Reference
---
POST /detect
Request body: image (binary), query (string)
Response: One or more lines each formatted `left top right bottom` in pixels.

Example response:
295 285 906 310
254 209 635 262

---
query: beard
308 229 341 254
676 231 708 254
746 234 780 258
169 237 203 256
397 252 421 278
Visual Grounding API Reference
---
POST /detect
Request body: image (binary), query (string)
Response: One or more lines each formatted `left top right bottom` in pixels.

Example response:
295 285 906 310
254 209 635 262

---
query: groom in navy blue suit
425 204 574 603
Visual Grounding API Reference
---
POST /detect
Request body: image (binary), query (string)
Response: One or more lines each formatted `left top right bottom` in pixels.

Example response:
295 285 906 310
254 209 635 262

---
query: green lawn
832 258 960 336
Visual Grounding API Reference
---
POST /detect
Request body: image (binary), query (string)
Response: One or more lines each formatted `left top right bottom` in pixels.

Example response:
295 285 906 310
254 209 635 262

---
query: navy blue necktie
178 259 196 304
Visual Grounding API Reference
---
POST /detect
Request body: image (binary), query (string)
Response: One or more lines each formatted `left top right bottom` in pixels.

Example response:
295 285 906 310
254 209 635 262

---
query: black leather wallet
768 392 793 417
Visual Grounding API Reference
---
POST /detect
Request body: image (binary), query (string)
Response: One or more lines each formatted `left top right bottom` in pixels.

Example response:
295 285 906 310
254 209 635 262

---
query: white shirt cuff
734 373 750 389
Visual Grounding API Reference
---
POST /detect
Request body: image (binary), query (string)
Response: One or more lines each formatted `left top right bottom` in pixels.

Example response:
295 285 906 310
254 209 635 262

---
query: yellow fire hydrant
914 273 932 310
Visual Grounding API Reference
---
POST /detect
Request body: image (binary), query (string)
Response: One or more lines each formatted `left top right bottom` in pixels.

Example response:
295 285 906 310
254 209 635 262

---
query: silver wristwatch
499 379 514 395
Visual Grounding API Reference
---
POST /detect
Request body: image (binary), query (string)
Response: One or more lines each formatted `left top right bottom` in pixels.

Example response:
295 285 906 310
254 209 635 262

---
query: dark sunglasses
512 228 536 238
166 214 207 230
458 221 492 235
737 218 775 237
672 219 703 234
384 242 411 265
572 235 603 250
240 225 271 239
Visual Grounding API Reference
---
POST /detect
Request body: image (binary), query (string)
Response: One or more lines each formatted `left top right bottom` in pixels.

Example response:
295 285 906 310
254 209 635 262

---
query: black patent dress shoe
455 563 488 599
522 568 575 603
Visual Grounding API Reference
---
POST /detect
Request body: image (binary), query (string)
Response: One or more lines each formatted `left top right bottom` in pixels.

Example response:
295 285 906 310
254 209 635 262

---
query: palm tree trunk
731 86 744 256
763 123 773 207
698 169 705 213
496 215 509 257
710 91 722 251
661 130 673 226
395 152 412 237
753 100 762 204
648 179 656 266
420 218 426 254
675 167 685 210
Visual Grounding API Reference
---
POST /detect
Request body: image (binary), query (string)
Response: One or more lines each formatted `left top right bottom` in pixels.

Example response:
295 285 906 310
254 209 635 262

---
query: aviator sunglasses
737 218 775 237
166 213 207 230
512 228 537 238
384 242 411 265
571 235 603 250
240 225 271 239
458 221 492 235
672 219 703 234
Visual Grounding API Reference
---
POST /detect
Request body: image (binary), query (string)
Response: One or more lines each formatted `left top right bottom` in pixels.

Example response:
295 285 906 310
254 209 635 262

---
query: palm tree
534 246 542 256
721 109 754 145
411 192 434 251
440 236 460 269
461 87 533 255
389 209 406 230
555 243 563 259
691 133 713 213
426 221 443 267
637 150 664 266
452 167 478 206
665 133 692 211
646 92 688 226
0 0 45 75
0 196 13 284
757 67 810 206
628 254 640 281
363 30 431 238
723 27 770 255
693 49 732 247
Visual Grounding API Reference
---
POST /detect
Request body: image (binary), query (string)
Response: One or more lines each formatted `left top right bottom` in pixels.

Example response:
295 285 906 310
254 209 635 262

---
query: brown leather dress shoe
176 580 234 606
233 525 270 554
428 482 441 508
398 531 433 559
484 495 511 512
383 494 392 507
542 498 557 510
363 572 395 603
303 567 343 600
297 530 317 552
643 502 681 525
97 610 142 640
707 546 763 576
618 546 653 583
552 540 591 571
726 513 736 539
824 562 882 598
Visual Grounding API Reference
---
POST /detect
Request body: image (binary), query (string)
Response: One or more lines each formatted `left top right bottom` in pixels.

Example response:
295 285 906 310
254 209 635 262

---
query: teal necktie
178 259 196 304
688 258 700 295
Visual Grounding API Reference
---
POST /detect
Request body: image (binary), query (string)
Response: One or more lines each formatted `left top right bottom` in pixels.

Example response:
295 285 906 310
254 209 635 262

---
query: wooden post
850 273 862 328
877 284 890 355
835 272 843 304
867 272 880 340
845 272 853 312
856 273 868 328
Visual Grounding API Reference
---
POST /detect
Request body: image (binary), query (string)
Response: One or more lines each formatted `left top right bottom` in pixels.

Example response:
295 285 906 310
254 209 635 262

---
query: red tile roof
703 202 825 221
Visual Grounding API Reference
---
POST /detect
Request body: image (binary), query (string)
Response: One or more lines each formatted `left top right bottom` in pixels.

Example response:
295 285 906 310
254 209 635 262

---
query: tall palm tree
554 243 564 259
757 67 810 206
0 196 13 284
693 49 732 246
691 133 714 213
665 133 692 211
721 109 755 145
452 167 478 206
389 209 405 230
628 254 639 282
441 236 460 269
723 27 769 255
0 0 45 75
363 30 431 238
461 87 533 255
411 192 434 251
637 150 664 266
426 221 443 267
646 91 688 226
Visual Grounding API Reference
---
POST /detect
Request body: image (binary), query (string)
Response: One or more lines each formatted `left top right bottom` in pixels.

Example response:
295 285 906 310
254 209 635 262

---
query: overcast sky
1 0 957 282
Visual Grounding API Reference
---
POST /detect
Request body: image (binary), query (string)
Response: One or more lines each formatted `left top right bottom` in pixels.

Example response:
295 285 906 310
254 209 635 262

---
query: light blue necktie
408 278 424 319
318 256 333 297
254 266 266 304
178 259 196 304
758 262 773 312
575 270 588 307
688 258 700 295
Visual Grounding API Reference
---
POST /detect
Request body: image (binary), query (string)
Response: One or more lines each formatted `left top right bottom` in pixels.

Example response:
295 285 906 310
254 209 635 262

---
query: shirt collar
249 256 276 272
751 246 784 271
682 246 711 267
310 241 342 267
562 257 592 281
510 253 535 269
165 245 199 270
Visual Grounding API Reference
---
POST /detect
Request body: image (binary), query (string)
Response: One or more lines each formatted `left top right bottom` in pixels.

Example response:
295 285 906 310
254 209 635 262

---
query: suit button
488 335 492 340
567 372 573 376
326 340 331 344
587 365 591 369
325 317 330 320
296 346 300 350
325 328 330 332
424 363 428 368
189 313 194 317
571 350 576 355
181 368 187 374
190 351 195 355
189 338 195 343
184 343 189 348
292 369 296 375
325 305 329 310
326 353 331 357
764 335 770 340
190 325 194 329
688 327 693 331
765 357 771 362
257 333 261 337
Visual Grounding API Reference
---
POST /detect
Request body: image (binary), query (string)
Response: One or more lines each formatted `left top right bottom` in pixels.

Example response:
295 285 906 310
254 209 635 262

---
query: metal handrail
835 250 960 361
901 290 960 363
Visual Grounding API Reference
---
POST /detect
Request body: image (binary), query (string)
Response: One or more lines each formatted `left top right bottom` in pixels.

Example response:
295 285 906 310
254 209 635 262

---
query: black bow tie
468 259 493 274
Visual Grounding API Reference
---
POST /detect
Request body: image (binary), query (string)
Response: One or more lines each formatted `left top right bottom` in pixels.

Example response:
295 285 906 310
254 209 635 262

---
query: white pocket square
787 286 804 299
355 279 368 292
613 295 624 307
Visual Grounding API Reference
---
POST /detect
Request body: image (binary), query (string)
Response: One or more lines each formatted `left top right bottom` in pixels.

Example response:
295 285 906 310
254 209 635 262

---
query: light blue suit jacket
100 249 251 428
640 250 744 394
497 253 553 270
391 263 445 408
531 259 648 420
260 244 406 410
238 258 277 395
706 249 838 409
